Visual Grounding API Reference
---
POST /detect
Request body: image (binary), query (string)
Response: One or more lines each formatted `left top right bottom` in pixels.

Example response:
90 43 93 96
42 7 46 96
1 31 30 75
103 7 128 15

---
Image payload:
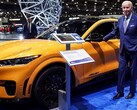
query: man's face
27 18 31 23
122 2 132 16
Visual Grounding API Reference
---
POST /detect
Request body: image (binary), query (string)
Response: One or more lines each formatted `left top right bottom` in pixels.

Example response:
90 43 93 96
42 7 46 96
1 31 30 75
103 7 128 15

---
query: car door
82 20 120 82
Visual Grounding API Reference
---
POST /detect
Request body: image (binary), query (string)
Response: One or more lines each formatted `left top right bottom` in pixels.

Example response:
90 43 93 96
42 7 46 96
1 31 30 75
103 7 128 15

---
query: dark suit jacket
104 13 137 54
23 23 37 39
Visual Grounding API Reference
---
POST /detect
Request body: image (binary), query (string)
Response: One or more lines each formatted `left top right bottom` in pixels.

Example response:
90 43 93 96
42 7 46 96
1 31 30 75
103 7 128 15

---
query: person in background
103 0 137 99
9 25 13 34
23 17 37 39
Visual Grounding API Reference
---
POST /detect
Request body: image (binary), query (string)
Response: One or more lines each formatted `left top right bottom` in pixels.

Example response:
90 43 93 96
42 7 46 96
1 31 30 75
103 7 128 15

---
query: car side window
86 22 118 42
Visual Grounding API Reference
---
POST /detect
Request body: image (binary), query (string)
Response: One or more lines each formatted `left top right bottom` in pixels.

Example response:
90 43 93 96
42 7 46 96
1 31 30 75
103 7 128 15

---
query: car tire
33 66 66 109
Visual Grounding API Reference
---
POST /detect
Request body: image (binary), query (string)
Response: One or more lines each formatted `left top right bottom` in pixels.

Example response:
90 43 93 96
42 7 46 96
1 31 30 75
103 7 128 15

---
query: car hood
0 39 66 60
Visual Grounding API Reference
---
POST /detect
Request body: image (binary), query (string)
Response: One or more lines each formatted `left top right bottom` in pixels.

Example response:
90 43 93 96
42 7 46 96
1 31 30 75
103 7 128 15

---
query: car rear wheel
33 66 66 109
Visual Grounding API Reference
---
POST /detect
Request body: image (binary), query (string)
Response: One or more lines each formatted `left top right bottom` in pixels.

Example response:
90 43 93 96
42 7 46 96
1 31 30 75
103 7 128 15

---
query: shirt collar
125 13 132 20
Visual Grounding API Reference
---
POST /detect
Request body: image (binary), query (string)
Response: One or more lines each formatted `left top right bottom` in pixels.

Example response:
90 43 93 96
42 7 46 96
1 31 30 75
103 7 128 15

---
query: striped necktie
28 23 31 33
123 17 128 32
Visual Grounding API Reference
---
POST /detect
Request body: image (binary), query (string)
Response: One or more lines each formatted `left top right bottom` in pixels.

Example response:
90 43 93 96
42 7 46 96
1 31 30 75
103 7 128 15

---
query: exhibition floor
71 80 137 110
0 32 23 41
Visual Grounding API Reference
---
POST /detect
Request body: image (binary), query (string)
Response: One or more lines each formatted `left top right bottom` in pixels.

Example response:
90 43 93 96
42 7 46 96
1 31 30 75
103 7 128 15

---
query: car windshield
37 18 99 39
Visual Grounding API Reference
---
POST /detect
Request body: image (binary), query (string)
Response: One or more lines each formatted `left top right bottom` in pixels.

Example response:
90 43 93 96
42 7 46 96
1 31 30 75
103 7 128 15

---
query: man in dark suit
103 1 137 99
23 17 37 39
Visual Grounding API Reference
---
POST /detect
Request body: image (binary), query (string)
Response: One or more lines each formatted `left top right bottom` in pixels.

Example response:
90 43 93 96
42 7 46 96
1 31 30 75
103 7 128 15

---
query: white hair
122 1 133 7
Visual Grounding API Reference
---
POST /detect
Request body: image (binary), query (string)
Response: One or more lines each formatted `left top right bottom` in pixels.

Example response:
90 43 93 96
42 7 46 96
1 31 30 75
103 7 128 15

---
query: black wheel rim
35 66 65 108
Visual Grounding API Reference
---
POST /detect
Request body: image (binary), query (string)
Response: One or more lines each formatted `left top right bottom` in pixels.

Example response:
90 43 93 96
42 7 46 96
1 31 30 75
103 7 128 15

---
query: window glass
85 22 118 42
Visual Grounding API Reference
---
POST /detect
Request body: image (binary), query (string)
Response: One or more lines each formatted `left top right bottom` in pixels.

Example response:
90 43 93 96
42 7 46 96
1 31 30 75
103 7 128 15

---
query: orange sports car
0 17 119 109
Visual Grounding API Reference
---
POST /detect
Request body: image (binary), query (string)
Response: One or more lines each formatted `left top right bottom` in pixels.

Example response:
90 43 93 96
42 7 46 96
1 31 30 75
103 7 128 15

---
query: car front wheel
33 66 66 109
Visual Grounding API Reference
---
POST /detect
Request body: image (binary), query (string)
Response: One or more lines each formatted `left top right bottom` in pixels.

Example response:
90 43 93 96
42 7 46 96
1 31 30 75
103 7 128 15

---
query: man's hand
103 37 108 42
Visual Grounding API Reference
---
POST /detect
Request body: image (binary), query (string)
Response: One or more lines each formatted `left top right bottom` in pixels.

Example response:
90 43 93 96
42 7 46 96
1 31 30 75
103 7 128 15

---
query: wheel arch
31 62 76 97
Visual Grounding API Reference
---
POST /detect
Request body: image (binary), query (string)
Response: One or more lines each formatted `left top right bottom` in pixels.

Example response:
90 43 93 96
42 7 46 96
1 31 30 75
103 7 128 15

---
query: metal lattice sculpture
18 0 62 34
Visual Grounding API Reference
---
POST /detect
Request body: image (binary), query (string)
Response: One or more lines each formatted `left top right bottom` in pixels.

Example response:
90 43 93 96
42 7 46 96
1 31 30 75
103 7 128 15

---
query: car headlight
0 55 41 66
